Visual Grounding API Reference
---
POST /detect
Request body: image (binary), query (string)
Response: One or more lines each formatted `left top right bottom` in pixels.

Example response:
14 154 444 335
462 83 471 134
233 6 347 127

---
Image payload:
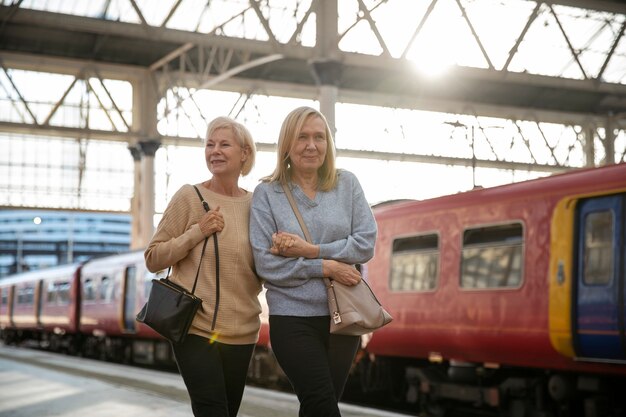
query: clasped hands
271 231 361 286
270 231 313 258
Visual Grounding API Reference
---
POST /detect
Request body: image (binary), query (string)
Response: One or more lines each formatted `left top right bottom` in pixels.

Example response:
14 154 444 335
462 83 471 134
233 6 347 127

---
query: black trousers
269 315 360 417
172 334 255 417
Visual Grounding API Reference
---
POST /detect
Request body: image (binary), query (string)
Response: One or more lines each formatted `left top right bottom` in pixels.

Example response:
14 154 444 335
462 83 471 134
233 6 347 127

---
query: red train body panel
366 164 626 377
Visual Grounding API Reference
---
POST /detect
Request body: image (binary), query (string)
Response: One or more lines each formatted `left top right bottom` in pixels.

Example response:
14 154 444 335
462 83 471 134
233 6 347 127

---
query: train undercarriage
353 356 626 417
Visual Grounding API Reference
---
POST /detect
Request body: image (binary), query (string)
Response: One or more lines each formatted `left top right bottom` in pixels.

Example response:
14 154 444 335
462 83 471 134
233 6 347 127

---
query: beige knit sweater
144 183 262 345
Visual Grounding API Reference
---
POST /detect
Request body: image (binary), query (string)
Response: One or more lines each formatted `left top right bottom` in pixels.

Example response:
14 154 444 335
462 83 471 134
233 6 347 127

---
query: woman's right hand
271 231 319 259
322 260 361 286
198 206 223 237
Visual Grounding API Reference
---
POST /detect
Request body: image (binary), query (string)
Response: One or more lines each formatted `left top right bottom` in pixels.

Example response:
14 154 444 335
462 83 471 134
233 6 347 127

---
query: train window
99 276 114 302
461 223 523 289
17 286 35 304
583 211 613 285
47 281 57 303
57 282 71 304
390 234 439 292
83 278 95 301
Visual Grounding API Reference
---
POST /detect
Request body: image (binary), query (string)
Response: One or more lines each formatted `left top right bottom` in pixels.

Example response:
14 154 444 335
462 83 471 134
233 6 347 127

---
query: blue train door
122 266 137 332
574 194 625 360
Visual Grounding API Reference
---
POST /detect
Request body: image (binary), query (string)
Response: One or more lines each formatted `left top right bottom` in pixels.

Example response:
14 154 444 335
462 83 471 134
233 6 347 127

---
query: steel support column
583 125 595 167
132 69 160 248
312 0 340 140
138 140 160 247
128 145 142 249
604 115 616 165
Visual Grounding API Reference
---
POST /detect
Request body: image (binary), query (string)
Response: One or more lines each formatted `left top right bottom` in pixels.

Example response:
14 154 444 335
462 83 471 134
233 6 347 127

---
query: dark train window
390 234 439 292
461 223 523 289
583 211 613 285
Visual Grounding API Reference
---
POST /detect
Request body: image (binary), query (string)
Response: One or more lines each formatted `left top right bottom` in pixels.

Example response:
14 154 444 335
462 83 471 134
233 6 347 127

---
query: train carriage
0 263 81 347
75 250 172 363
361 162 626 415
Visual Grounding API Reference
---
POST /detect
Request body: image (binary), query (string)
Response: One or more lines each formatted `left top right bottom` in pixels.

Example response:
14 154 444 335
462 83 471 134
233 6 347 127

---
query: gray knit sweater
249 170 377 316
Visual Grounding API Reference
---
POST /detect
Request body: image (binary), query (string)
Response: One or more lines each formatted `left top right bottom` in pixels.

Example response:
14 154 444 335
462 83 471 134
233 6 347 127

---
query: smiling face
205 127 247 178
288 115 328 175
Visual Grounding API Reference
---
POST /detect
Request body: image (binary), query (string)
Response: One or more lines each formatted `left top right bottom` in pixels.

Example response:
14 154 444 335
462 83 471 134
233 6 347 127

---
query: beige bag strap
281 180 313 243
280 181 333 287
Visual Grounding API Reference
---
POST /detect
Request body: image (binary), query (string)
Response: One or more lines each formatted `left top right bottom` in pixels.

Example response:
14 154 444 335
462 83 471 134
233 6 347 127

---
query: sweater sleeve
317 171 378 264
144 185 206 272
249 184 323 287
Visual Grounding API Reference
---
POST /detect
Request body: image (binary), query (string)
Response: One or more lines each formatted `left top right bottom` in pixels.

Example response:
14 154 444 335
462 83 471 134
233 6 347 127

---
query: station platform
0 345 409 417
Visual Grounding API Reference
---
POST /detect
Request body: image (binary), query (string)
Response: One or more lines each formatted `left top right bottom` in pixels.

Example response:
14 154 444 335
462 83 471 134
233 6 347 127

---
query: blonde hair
263 106 338 191
205 116 256 176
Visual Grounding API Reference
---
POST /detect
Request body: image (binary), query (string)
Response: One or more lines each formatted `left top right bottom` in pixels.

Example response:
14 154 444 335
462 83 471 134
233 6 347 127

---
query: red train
360 162 626 416
1 163 625 416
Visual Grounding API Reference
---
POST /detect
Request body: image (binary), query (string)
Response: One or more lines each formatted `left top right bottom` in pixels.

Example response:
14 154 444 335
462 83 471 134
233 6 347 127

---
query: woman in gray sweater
249 106 377 416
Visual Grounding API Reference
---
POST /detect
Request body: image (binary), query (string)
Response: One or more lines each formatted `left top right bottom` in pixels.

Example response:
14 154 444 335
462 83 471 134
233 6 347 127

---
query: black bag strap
193 184 220 330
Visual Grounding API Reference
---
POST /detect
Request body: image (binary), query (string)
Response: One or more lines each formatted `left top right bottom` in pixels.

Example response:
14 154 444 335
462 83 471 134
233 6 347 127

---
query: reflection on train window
390 234 439 292
583 211 613 285
83 278 96 301
100 276 114 302
57 282 70 304
17 286 35 304
46 281 71 305
461 223 523 289
47 281 56 303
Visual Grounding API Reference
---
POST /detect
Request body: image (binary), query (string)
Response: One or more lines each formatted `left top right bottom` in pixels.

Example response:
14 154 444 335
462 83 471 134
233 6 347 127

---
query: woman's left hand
270 231 318 259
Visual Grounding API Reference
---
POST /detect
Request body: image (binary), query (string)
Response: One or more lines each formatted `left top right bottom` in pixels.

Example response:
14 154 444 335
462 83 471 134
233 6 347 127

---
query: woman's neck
291 170 318 198
204 177 243 197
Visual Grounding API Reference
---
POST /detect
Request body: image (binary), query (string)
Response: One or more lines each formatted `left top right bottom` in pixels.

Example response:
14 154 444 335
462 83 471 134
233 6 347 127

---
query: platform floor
0 345 409 417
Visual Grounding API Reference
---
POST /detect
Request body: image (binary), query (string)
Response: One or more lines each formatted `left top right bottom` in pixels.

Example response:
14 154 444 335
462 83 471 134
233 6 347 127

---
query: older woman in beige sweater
145 116 261 417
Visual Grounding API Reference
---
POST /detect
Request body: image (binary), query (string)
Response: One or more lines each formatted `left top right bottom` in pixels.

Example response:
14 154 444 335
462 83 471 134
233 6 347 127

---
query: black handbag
136 185 219 344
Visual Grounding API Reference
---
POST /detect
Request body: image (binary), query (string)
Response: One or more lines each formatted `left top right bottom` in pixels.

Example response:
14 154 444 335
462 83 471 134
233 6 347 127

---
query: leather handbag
281 181 392 336
136 185 219 344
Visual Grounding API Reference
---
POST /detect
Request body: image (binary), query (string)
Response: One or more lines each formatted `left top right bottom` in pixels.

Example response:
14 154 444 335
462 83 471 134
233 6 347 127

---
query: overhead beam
0 120 569 173
2 51 625 128
544 0 626 15
176 73 622 127
0 6 303 58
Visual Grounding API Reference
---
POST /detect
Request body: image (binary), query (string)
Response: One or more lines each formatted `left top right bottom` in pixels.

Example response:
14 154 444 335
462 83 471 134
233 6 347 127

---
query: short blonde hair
205 116 256 176
263 106 337 191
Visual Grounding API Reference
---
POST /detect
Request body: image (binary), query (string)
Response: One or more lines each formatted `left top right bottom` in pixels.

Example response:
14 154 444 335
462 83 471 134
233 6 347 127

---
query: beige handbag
281 181 393 336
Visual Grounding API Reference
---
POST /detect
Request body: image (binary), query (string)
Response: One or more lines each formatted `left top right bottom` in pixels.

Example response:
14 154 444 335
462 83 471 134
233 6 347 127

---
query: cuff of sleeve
308 258 324 277
186 224 206 249
318 242 340 259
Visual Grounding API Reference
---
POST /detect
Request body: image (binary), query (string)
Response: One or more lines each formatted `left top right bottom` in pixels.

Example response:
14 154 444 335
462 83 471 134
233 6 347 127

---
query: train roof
81 248 145 265
0 262 82 286
0 249 146 286
373 163 626 219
